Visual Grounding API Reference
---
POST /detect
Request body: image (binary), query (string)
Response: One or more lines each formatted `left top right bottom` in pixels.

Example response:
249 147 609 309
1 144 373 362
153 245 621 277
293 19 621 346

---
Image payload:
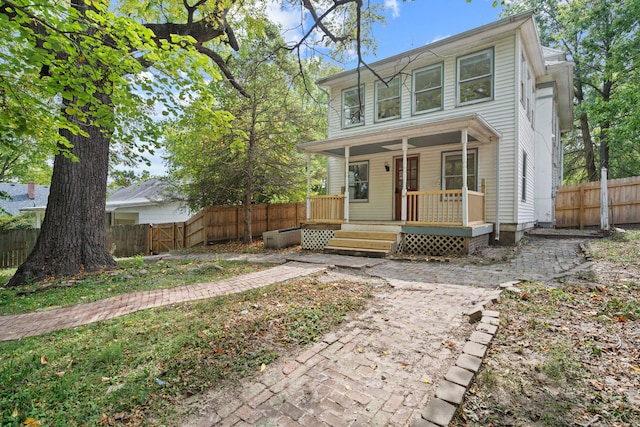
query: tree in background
503 0 640 183
165 24 329 243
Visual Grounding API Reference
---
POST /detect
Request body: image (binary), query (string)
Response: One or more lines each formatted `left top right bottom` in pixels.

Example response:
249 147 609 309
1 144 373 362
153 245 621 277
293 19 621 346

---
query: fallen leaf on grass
260 363 266 372
23 418 41 427
40 356 47 365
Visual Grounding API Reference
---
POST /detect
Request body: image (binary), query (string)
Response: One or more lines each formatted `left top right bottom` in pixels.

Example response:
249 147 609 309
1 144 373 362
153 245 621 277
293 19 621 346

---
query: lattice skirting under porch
302 229 335 250
401 233 489 256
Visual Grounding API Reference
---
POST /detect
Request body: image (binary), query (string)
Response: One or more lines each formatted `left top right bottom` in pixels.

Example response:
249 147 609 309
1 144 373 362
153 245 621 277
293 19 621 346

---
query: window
375 76 401 121
442 150 477 191
413 64 443 114
521 151 528 202
457 48 493 105
520 55 527 107
342 86 364 128
348 161 369 201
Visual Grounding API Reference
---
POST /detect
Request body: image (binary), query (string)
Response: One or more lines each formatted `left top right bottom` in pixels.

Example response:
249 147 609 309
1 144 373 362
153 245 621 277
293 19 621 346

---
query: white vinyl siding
375 76 401 121
457 48 494 106
413 63 443 114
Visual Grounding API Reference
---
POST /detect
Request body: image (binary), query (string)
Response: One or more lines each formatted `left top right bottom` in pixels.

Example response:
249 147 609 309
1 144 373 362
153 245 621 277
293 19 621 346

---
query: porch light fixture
385 162 390 172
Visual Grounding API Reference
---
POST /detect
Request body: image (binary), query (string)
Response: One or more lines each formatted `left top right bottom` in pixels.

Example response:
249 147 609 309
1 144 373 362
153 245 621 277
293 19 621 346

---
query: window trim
440 149 479 192
456 47 494 106
412 63 444 115
348 160 369 202
374 76 401 122
341 85 365 129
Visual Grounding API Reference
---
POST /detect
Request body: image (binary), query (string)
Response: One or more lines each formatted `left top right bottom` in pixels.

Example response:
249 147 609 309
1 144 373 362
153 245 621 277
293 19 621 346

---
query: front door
395 156 419 220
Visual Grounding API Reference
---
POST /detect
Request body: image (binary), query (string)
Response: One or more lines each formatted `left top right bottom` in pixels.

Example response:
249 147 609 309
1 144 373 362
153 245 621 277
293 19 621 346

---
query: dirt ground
452 236 640 427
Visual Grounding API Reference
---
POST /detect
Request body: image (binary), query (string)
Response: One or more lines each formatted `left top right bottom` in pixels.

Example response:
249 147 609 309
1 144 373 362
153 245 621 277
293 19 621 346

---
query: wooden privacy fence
555 176 640 228
0 229 39 268
0 202 307 267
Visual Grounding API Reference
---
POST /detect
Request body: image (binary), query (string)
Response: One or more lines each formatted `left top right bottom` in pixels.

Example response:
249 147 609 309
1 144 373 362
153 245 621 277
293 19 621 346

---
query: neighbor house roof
0 182 50 216
106 179 175 211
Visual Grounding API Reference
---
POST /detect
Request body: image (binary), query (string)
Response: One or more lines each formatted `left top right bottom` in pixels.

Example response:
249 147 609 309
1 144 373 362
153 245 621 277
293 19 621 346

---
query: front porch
302 189 493 256
298 114 500 256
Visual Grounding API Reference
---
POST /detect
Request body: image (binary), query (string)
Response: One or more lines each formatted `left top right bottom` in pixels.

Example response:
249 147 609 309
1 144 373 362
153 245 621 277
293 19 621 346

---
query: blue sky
365 0 505 63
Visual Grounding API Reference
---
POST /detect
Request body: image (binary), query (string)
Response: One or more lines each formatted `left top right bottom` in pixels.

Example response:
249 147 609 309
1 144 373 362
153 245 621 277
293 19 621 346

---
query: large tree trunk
7 98 116 287
579 112 598 182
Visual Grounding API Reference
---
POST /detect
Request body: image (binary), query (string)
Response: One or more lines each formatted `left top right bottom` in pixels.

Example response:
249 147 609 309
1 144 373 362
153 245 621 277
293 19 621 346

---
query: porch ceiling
298 114 501 158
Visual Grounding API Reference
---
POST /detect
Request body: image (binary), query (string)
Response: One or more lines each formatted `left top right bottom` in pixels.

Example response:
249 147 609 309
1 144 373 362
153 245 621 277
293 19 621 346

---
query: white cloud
264 1 304 45
385 0 400 18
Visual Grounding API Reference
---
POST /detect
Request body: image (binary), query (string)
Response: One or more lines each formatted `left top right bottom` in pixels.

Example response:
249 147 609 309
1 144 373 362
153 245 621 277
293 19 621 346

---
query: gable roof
0 182 51 216
106 179 175 210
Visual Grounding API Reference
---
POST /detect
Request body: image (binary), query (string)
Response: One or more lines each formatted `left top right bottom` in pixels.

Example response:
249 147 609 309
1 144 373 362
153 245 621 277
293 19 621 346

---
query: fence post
600 168 609 232
579 186 585 230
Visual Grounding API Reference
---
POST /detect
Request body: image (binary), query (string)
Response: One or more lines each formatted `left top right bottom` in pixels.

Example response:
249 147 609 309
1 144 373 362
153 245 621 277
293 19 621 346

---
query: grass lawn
452 229 640 426
0 253 373 426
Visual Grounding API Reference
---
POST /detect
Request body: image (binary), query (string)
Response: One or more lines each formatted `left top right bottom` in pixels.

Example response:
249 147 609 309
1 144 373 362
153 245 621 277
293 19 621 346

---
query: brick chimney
28 181 35 200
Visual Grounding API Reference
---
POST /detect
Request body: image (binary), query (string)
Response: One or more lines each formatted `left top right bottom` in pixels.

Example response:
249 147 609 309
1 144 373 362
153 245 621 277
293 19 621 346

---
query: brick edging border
413 281 520 427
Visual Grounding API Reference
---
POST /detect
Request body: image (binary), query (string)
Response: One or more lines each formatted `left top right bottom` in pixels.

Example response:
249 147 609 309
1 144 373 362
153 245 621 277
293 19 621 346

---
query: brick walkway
0 236 593 426
0 262 325 341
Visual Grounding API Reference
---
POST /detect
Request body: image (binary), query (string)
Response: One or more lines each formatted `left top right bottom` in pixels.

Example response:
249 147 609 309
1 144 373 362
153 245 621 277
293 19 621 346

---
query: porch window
457 48 493 105
413 63 443 114
342 86 364 128
375 76 401 121
348 161 369 201
442 150 477 191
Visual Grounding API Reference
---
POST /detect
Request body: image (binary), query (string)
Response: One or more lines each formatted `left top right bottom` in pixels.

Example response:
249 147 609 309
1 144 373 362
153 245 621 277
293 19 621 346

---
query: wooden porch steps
324 230 399 258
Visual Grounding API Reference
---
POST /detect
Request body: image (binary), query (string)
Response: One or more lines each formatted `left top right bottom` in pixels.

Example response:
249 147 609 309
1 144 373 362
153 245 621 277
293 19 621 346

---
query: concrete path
0 236 592 426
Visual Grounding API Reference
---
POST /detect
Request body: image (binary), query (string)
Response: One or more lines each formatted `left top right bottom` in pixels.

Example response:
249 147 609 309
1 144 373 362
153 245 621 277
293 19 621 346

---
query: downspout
495 136 501 240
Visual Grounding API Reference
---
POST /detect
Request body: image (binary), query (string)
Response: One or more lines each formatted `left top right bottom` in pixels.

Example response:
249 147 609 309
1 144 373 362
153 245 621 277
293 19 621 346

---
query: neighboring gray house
0 182 50 225
105 179 192 225
298 11 573 256
17 179 192 227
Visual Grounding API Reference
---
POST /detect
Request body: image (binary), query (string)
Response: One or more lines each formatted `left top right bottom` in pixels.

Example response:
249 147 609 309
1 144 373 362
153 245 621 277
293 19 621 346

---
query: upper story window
342 86 364 128
413 63 443 114
441 149 478 191
457 48 494 106
375 76 401 122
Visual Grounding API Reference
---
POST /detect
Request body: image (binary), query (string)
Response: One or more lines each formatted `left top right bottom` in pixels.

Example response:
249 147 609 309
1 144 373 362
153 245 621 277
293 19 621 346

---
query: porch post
344 146 350 223
306 152 311 221
461 129 469 226
401 137 408 222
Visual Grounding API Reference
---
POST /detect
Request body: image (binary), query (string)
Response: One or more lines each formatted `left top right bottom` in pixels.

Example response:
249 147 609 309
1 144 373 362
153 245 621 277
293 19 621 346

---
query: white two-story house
298 10 573 256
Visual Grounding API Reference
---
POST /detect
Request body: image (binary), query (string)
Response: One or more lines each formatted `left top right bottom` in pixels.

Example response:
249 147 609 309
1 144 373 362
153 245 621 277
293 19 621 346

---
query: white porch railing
309 191 485 225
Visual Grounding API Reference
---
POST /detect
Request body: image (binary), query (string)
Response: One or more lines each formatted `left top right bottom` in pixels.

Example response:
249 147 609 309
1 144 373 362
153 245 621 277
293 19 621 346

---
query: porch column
401 137 408 222
462 129 469 226
344 146 350 223
306 152 311 221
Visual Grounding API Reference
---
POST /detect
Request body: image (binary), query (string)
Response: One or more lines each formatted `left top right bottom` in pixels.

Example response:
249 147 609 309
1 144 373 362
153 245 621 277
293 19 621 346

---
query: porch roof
297 114 501 158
